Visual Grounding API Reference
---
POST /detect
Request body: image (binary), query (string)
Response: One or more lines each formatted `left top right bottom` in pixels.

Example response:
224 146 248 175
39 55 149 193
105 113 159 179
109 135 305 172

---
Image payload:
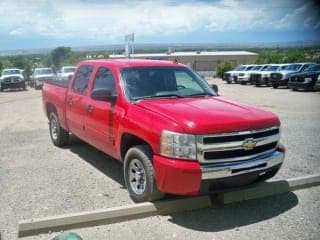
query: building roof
110 51 258 58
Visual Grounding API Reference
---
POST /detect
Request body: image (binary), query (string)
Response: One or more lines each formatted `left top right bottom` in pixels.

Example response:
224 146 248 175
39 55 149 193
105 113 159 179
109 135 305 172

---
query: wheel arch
46 102 57 119
120 133 153 161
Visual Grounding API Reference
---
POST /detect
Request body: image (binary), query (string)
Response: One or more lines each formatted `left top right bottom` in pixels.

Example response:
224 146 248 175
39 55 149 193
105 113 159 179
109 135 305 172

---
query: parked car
269 63 315 88
252 64 289 87
31 68 55 89
288 64 320 91
223 65 248 84
42 59 285 202
57 66 76 81
0 68 26 91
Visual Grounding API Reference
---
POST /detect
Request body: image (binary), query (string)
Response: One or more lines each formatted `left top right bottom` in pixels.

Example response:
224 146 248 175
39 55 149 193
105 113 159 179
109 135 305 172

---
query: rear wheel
272 83 278 88
124 145 164 202
49 112 69 147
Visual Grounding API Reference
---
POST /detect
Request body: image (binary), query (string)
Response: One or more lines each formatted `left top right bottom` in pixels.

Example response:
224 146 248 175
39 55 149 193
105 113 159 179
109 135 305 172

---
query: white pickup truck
56 66 76 81
0 68 26 91
223 65 254 84
269 63 315 88
31 68 55 89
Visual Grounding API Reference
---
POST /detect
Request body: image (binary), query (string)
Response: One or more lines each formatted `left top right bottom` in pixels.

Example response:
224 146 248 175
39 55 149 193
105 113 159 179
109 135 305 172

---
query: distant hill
1 41 319 56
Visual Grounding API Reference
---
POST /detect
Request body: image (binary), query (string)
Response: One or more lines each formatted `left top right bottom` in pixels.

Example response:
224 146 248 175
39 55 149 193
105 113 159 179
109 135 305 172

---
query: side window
92 67 117 95
73 65 93 94
175 71 203 91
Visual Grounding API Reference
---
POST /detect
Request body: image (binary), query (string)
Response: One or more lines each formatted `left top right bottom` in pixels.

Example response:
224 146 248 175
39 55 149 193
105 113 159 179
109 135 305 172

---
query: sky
0 0 319 51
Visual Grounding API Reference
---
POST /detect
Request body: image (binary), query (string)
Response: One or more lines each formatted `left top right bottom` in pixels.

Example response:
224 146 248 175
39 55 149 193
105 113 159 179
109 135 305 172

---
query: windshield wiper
186 92 215 97
133 94 184 101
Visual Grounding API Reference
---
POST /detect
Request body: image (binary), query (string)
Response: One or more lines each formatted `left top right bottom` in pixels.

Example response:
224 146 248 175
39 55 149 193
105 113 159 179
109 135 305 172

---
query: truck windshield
245 66 255 71
2 69 21 75
64 67 75 73
120 66 215 101
251 65 262 70
284 64 302 71
234 65 246 71
35 69 53 75
303 64 320 72
264 65 279 71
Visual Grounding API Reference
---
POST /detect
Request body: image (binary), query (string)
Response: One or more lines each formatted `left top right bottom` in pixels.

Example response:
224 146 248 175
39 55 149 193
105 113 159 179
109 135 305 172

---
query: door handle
86 104 94 113
67 98 73 106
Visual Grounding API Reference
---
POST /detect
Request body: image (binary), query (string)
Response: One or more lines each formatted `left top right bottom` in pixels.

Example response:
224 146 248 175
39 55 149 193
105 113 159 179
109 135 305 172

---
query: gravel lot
0 80 319 239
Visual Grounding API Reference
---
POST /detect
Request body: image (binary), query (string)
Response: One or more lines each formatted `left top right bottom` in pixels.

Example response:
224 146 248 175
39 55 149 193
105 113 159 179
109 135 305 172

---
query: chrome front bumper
201 150 284 180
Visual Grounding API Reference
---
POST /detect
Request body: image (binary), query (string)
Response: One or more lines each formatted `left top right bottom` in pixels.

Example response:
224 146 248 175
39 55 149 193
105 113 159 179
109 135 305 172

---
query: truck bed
45 79 69 88
42 81 69 130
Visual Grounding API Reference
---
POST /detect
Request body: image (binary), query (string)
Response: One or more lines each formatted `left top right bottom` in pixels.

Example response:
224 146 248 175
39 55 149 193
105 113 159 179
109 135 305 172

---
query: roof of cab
78 59 184 68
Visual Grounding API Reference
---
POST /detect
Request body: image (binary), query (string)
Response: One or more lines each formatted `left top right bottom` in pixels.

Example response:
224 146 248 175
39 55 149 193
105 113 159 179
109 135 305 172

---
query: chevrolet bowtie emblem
242 139 257 150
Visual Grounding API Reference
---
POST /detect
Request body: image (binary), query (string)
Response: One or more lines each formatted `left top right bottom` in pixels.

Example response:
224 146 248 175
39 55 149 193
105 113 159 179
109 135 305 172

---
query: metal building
110 51 258 76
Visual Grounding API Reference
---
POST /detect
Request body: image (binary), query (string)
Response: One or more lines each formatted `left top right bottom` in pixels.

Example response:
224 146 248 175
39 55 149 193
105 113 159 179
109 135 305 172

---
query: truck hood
136 97 279 134
291 71 320 77
35 74 54 78
62 72 74 76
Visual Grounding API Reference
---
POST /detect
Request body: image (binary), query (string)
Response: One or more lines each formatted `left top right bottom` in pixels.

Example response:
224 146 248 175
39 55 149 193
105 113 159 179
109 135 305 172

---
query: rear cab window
72 65 94 95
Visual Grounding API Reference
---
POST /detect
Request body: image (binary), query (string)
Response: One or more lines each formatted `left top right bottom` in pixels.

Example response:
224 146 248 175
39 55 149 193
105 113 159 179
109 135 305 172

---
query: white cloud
0 0 318 42
9 28 24 36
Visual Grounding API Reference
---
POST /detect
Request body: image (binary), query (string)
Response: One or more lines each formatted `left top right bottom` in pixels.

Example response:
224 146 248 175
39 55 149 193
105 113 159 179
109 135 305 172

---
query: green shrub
216 62 234 78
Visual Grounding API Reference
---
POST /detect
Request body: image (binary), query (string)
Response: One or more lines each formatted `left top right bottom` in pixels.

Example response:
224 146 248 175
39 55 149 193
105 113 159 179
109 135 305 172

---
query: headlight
160 130 196 160
304 77 312 83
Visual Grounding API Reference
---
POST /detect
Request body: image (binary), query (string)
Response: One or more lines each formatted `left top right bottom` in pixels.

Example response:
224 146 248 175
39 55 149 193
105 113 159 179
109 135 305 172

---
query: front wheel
272 83 278 89
49 112 69 147
124 145 164 202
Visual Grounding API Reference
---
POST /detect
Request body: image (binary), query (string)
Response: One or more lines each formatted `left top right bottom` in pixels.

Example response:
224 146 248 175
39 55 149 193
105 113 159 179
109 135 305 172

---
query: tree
49 46 72 70
216 62 234 78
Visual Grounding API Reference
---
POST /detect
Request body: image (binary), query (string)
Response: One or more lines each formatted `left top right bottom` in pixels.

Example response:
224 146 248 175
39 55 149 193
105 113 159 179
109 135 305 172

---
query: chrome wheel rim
129 159 146 195
50 116 58 141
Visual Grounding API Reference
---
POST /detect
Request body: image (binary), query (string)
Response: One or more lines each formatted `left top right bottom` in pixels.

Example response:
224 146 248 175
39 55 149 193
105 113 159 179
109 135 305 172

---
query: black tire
255 81 260 87
124 145 164 202
226 80 231 84
272 83 278 89
49 112 69 147
292 88 298 91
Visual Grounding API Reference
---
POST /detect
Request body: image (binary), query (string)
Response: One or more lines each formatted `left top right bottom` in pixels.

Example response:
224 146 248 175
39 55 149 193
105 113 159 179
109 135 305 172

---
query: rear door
84 66 118 155
66 64 94 139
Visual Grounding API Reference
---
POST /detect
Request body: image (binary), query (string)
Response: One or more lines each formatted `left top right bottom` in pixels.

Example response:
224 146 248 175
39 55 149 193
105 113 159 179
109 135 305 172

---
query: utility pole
125 33 134 59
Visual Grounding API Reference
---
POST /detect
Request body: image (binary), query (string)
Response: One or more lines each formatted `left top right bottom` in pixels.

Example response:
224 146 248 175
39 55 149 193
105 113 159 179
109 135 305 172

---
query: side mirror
211 84 219 94
91 89 117 102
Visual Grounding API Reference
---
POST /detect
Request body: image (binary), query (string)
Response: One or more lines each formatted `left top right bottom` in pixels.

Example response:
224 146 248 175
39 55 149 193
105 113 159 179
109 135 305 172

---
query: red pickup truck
42 59 285 202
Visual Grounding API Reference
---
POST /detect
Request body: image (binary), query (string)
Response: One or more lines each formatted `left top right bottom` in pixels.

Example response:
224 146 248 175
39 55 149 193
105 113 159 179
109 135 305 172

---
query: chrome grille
251 73 261 81
223 73 230 80
271 73 282 80
290 76 304 82
196 126 280 163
